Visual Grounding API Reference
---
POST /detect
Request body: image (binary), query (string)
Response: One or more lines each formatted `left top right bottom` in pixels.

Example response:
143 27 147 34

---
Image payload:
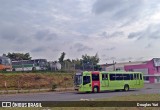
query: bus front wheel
93 86 99 93
124 85 129 91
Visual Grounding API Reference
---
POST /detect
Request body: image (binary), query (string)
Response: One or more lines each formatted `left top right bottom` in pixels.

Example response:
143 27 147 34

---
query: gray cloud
128 24 160 40
135 57 145 61
0 26 21 41
100 31 124 38
111 31 124 37
101 54 106 57
119 57 134 62
0 25 32 44
128 32 142 39
92 0 145 20
145 44 152 49
104 57 117 61
104 47 116 51
35 30 57 41
31 47 47 53
73 43 93 52
1 0 160 63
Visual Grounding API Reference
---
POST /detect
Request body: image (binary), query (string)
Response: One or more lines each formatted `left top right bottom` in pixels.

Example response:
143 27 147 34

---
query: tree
2 54 7 57
81 53 100 70
58 52 66 63
6 52 32 61
82 53 100 65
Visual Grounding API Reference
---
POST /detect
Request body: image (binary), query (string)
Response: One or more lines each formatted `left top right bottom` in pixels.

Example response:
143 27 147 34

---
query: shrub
51 82 57 91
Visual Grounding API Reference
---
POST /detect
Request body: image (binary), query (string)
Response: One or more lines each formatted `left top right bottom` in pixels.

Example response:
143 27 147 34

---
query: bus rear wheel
124 85 129 91
93 87 99 93
12 68 15 71
32 67 36 71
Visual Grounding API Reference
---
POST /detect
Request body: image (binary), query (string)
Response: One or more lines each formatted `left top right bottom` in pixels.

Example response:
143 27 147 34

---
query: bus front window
83 76 90 85
74 75 82 85
3 58 11 65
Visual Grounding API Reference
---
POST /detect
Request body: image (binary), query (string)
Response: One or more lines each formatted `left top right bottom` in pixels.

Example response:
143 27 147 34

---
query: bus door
101 74 109 88
83 75 92 92
92 72 100 92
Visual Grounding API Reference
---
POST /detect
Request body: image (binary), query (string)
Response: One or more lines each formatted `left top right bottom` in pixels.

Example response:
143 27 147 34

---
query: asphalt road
0 84 160 101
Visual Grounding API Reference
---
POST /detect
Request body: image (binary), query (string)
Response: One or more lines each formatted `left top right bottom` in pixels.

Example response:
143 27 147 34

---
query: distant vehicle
74 71 144 93
0 56 12 71
48 62 61 71
12 59 48 71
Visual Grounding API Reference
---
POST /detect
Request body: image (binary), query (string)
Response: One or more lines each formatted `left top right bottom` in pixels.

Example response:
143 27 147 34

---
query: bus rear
0 56 12 71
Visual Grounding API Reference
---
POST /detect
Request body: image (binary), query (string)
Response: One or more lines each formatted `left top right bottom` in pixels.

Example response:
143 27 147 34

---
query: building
125 58 160 83
104 61 146 71
100 58 160 83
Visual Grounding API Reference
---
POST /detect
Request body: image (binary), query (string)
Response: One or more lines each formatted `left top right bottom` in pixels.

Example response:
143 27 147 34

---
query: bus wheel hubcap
94 88 97 92
125 86 128 91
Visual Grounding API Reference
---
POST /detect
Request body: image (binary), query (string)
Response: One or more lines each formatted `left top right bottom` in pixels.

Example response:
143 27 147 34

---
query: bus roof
0 56 10 59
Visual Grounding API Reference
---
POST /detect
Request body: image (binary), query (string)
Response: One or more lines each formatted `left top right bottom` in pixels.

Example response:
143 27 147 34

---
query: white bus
12 59 48 71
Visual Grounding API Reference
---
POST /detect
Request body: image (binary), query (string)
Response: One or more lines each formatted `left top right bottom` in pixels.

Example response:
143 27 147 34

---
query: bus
12 59 48 71
74 71 144 93
0 56 12 71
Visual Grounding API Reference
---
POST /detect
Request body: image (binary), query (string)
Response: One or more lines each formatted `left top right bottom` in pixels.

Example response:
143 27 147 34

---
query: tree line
2 52 102 71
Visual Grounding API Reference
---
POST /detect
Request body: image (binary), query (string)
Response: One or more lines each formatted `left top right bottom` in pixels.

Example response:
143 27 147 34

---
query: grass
0 72 74 92
96 94 160 101
0 94 159 110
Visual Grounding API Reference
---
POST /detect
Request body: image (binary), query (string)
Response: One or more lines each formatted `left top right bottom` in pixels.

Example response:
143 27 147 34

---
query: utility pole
92 62 94 71
113 60 115 71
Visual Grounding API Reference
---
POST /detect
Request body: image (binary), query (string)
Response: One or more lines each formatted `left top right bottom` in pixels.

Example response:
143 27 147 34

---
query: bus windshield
2 58 11 65
74 75 82 85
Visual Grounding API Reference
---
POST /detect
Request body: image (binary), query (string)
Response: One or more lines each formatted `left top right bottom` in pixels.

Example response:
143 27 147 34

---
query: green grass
0 94 159 110
96 94 160 101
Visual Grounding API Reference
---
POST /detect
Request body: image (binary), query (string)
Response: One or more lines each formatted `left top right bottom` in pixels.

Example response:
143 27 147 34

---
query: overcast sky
0 0 160 63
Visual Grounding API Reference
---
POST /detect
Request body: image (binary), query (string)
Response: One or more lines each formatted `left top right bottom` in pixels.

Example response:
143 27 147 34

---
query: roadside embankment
0 72 74 94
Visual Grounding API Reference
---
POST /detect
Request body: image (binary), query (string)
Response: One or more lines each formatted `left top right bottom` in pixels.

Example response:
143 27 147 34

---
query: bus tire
12 68 15 71
32 67 36 71
124 85 129 91
93 86 99 93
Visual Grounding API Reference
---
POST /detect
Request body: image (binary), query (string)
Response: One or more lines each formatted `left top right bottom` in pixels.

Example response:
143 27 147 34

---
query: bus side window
110 74 115 81
116 74 123 80
102 74 105 80
134 74 136 80
136 74 139 80
102 74 108 80
140 74 142 80
106 74 108 80
123 74 130 80
130 74 133 80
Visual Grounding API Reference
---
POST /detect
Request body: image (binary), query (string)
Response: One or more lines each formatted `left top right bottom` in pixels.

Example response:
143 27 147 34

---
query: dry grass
0 72 73 90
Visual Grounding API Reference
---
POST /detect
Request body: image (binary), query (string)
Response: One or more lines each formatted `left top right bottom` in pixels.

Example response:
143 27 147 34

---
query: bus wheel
12 68 15 71
93 86 99 93
124 85 129 91
32 67 36 71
